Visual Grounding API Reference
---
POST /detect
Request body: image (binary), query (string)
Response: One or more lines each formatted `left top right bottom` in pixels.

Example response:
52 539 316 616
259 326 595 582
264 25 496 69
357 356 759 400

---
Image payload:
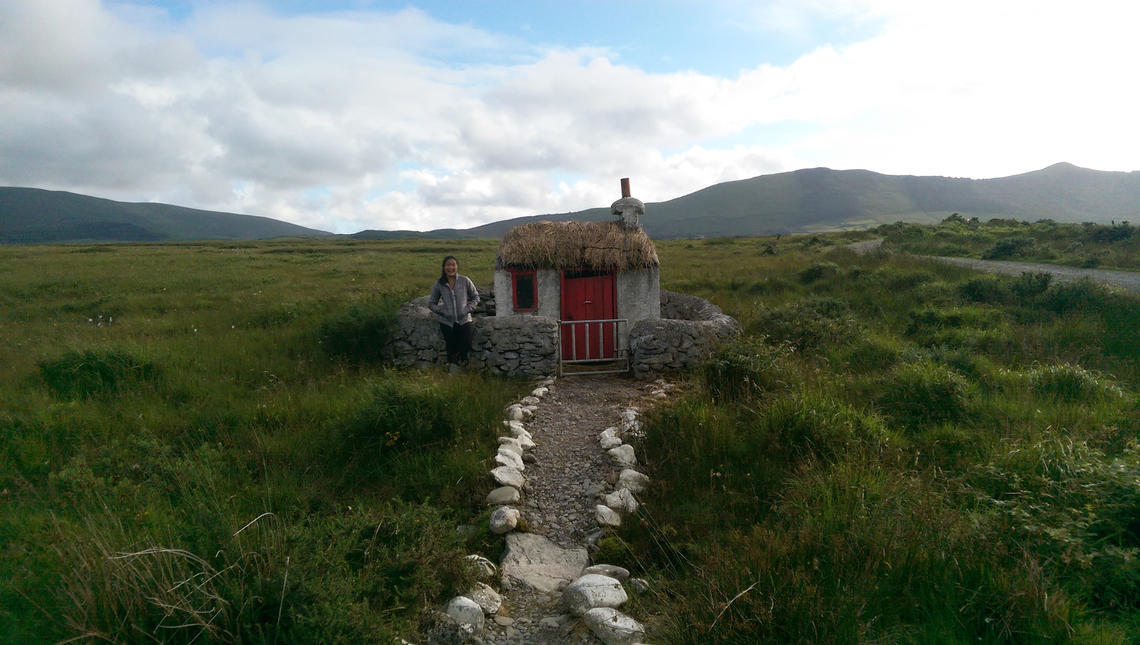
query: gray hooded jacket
428 275 479 327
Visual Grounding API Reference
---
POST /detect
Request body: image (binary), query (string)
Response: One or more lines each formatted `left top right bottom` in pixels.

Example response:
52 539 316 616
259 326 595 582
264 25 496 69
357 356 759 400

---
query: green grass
3 232 1139 643
617 234 1140 643
879 216 1140 271
0 238 519 643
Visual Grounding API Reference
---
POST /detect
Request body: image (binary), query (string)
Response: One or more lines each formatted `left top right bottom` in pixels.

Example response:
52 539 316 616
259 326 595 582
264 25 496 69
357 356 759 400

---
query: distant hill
354 163 1140 239
0 187 331 244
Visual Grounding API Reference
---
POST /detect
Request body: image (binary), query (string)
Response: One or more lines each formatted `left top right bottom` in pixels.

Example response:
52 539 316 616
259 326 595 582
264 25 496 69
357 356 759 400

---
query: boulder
468 582 502 615
599 427 623 450
616 469 649 494
497 436 524 456
495 450 525 471
491 465 525 489
445 596 484 636
486 486 521 506
603 488 639 514
500 532 588 593
489 506 520 534
607 444 637 468
595 505 621 527
563 574 628 616
464 554 497 580
582 564 630 582
582 607 645 645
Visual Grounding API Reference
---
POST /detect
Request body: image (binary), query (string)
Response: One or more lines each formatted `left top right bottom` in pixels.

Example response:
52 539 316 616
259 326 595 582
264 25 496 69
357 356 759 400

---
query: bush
317 293 410 364
877 360 971 428
1028 363 1123 402
797 261 840 284
982 236 1035 259
339 379 458 457
39 348 161 398
702 337 793 402
959 275 1008 304
1011 271 1053 299
752 297 858 351
1042 279 1107 313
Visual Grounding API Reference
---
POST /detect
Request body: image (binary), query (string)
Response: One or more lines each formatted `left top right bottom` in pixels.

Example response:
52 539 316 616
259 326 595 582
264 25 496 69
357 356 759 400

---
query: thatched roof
496 220 658 271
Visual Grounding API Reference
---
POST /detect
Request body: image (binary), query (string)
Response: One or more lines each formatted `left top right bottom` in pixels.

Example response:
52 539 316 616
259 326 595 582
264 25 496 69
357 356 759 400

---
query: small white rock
582 607 645 645
582 564 630 582
498 436 524 455
508 405 525 421
521 396 540 406
607 444 637 468
616 469 649 494
603 488 639 514
595 505 622 527
599 427 623 450
468 582 502 615
531 387 548 397
486 485 521 506
490 506 520 534
491 466 525 489
495 450 524 471
516 434 536 450
464 554 497 580
446 596 484 635
562 574 628 616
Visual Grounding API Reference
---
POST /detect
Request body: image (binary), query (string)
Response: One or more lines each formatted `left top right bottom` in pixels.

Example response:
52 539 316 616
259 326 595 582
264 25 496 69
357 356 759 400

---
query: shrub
39 348 161 398
1011 271 1053 299
797 261 840 284
1028 363 1123 402
959 275 1008 304
339 379 458 457
1042 279 1107 313
877 360 971 428
317 292 410 364
982 236 1035 259
970 434 1140 611
752 297 859 351
702 337 793 402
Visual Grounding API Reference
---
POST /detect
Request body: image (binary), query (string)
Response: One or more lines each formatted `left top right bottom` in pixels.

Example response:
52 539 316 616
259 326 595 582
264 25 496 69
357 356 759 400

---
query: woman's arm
427 281 444 315
464 277 480 314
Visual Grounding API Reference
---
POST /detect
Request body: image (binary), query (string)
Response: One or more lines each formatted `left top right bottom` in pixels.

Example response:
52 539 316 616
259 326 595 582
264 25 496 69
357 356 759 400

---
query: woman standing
428 255 480 366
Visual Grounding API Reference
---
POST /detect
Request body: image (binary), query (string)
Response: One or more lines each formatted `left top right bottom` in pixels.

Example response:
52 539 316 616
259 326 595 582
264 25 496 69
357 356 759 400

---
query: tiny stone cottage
388 180 739 376
493 212 660 369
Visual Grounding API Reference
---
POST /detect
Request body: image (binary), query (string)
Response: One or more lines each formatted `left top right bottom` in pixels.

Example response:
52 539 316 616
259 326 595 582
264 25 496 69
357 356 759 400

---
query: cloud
1 1 1137 233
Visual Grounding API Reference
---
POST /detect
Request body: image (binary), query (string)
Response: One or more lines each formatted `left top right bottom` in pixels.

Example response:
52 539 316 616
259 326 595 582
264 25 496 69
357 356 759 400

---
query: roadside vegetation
2 231 1137 643
613 235 1140 643
879 214 1140 270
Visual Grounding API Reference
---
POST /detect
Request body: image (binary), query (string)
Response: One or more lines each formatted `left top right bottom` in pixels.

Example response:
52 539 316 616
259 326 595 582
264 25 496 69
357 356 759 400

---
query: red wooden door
561 271 616 360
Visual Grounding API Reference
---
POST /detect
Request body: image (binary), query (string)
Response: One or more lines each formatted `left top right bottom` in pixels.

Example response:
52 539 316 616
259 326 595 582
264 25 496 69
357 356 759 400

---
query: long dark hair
437 255 458 285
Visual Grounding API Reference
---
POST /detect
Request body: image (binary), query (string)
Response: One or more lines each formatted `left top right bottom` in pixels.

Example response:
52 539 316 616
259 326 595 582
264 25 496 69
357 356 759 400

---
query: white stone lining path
420 375 674 644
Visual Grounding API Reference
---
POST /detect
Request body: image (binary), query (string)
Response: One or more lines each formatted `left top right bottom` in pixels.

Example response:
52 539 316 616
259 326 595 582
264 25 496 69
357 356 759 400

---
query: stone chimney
611 177 645 231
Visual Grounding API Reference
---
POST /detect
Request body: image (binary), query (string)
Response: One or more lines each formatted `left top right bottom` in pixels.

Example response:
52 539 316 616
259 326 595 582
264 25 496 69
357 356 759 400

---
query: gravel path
848 238 1140 294
920 255 1140 294
480 375 661 645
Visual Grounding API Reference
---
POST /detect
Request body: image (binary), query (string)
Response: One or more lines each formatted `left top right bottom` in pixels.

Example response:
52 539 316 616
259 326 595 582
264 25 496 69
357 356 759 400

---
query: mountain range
4 163 1139 244
0 187 330 244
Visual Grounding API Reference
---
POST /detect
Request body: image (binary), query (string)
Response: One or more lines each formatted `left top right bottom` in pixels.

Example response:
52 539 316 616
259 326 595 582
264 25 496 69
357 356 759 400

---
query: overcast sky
2 1 1138 233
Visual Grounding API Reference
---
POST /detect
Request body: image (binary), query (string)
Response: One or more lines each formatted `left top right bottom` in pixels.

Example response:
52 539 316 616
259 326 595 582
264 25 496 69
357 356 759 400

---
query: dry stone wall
390 287 738 378
388 287 558 377
629 289 740 377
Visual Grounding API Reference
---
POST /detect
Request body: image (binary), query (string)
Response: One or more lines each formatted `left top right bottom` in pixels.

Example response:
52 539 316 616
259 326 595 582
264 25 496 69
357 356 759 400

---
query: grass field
2 233 1138 643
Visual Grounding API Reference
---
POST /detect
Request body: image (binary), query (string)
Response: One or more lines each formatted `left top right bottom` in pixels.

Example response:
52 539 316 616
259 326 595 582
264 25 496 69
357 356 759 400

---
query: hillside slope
0 187 331 243
355 163 1140 239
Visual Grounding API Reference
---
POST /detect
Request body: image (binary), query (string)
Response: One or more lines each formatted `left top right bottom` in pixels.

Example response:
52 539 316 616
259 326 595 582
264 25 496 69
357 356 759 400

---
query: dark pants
440 322 473 364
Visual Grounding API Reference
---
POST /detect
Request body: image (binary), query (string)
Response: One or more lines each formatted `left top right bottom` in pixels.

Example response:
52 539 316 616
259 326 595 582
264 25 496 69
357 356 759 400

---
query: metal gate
558 318 628 375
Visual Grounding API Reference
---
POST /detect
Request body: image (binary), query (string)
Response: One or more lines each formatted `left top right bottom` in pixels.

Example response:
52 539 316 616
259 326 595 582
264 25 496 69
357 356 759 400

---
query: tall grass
616 235 1140 643
0 239 519 643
